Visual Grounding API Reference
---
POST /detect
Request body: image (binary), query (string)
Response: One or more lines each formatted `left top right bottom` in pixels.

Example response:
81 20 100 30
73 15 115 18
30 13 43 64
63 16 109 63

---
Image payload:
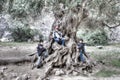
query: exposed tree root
41 42 95 80
41 0 96 79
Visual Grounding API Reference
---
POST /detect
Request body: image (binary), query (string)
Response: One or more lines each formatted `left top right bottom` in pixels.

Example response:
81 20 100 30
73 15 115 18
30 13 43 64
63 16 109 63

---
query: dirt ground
0 42 120 80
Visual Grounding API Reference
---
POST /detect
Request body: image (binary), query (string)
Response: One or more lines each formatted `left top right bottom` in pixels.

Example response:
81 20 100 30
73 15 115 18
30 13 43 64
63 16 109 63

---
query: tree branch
103 21 120 29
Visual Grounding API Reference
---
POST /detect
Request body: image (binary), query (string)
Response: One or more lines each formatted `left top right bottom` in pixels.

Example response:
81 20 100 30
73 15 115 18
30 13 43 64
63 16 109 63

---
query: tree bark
42 1 91 79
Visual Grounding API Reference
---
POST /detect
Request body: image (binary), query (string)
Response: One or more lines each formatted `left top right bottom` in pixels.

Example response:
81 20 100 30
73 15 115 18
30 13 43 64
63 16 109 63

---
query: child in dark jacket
37 43 46 57
78 39 88 63
35 41 47 68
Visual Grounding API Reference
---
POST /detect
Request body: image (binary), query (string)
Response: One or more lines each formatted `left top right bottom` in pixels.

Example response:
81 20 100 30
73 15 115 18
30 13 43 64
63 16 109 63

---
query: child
34 40 47 69
53 26 65 46
78 39 88 63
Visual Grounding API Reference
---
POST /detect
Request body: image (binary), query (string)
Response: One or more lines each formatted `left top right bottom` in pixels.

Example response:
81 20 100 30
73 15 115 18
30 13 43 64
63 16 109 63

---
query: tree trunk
42 1 92 79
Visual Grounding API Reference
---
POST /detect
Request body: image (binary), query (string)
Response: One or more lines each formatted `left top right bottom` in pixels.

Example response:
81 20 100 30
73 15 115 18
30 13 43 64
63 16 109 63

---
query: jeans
36 50 48 67
54 37 65 46
43 50 48 58
80 51 85 62
36 56 41 66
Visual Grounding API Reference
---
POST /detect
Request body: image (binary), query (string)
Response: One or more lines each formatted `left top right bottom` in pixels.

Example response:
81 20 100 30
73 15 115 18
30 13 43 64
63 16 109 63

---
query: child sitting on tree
52 26 65 46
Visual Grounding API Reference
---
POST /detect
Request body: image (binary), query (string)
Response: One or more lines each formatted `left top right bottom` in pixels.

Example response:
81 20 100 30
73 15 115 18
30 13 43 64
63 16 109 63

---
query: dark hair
79 38 83 42
39 39 43 43
38 43 43 46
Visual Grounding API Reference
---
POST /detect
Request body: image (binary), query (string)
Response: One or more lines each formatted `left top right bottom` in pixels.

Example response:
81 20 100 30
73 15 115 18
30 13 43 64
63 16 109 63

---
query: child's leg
36 56 41 67
54 38 60 43
43 50 48 58
61 38 65 46
80 51 84 62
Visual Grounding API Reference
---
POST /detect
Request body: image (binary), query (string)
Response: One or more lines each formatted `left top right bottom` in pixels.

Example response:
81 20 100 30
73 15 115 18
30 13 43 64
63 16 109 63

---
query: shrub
86 30 108 46
11 27 40 42
77 29 108 46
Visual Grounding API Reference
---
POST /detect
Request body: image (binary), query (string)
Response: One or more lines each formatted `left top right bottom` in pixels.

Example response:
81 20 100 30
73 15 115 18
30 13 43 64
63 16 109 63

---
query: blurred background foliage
0 0 119 43
11 26 42 42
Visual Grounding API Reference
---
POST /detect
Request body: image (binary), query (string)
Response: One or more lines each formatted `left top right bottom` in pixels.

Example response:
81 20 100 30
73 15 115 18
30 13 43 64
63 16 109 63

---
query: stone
72 71 79 76
15 77 22 80
0 71 5 79
55 69 65 76
22 74 30 80
1 66 8 71
96 46 103 49
0 31 13 42
10 73 18 79
0 71 4 76
37 77 41 80
10 46 17 50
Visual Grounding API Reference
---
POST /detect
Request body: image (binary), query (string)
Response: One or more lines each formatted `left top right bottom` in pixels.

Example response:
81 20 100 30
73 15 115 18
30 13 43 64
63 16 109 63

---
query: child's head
39 40 43 44
55 25 61 31
79 38 83 43
55 26 59 31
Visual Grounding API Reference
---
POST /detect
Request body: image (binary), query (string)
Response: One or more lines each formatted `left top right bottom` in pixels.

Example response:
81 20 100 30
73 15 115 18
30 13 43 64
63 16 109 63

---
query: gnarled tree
42 0 92 79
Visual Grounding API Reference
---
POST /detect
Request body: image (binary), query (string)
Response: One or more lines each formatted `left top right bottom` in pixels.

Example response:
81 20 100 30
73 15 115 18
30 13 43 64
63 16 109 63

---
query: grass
91 49 120 77
95 69 120 77
110 59 120 68
108 43 120 47
90 51 114 61
91 50 120 67
0 42 37 46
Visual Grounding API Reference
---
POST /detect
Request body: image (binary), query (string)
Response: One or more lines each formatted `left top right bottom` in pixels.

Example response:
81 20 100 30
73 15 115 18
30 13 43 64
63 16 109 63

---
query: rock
72 71 79 76
0 71 4 76
96 46 103 49
0 71 5 79
10 73 18 79
22 74 30 80
10 46 17 50
0 31 14 42
55 69 65 76
37 77 41 80
15 77 22 80
1 66 8 71
98 60 105 65
0 66 8 73
37 77 48 80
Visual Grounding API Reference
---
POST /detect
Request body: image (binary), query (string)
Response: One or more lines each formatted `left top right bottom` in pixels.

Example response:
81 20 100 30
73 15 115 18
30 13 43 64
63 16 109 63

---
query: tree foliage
87 0 120 29
11 26 41 42
77 29 108 45
1 0 45 18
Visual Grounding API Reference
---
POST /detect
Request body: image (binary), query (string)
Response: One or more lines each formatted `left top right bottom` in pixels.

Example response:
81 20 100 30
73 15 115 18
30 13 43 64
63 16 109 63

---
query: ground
0 42 120 80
